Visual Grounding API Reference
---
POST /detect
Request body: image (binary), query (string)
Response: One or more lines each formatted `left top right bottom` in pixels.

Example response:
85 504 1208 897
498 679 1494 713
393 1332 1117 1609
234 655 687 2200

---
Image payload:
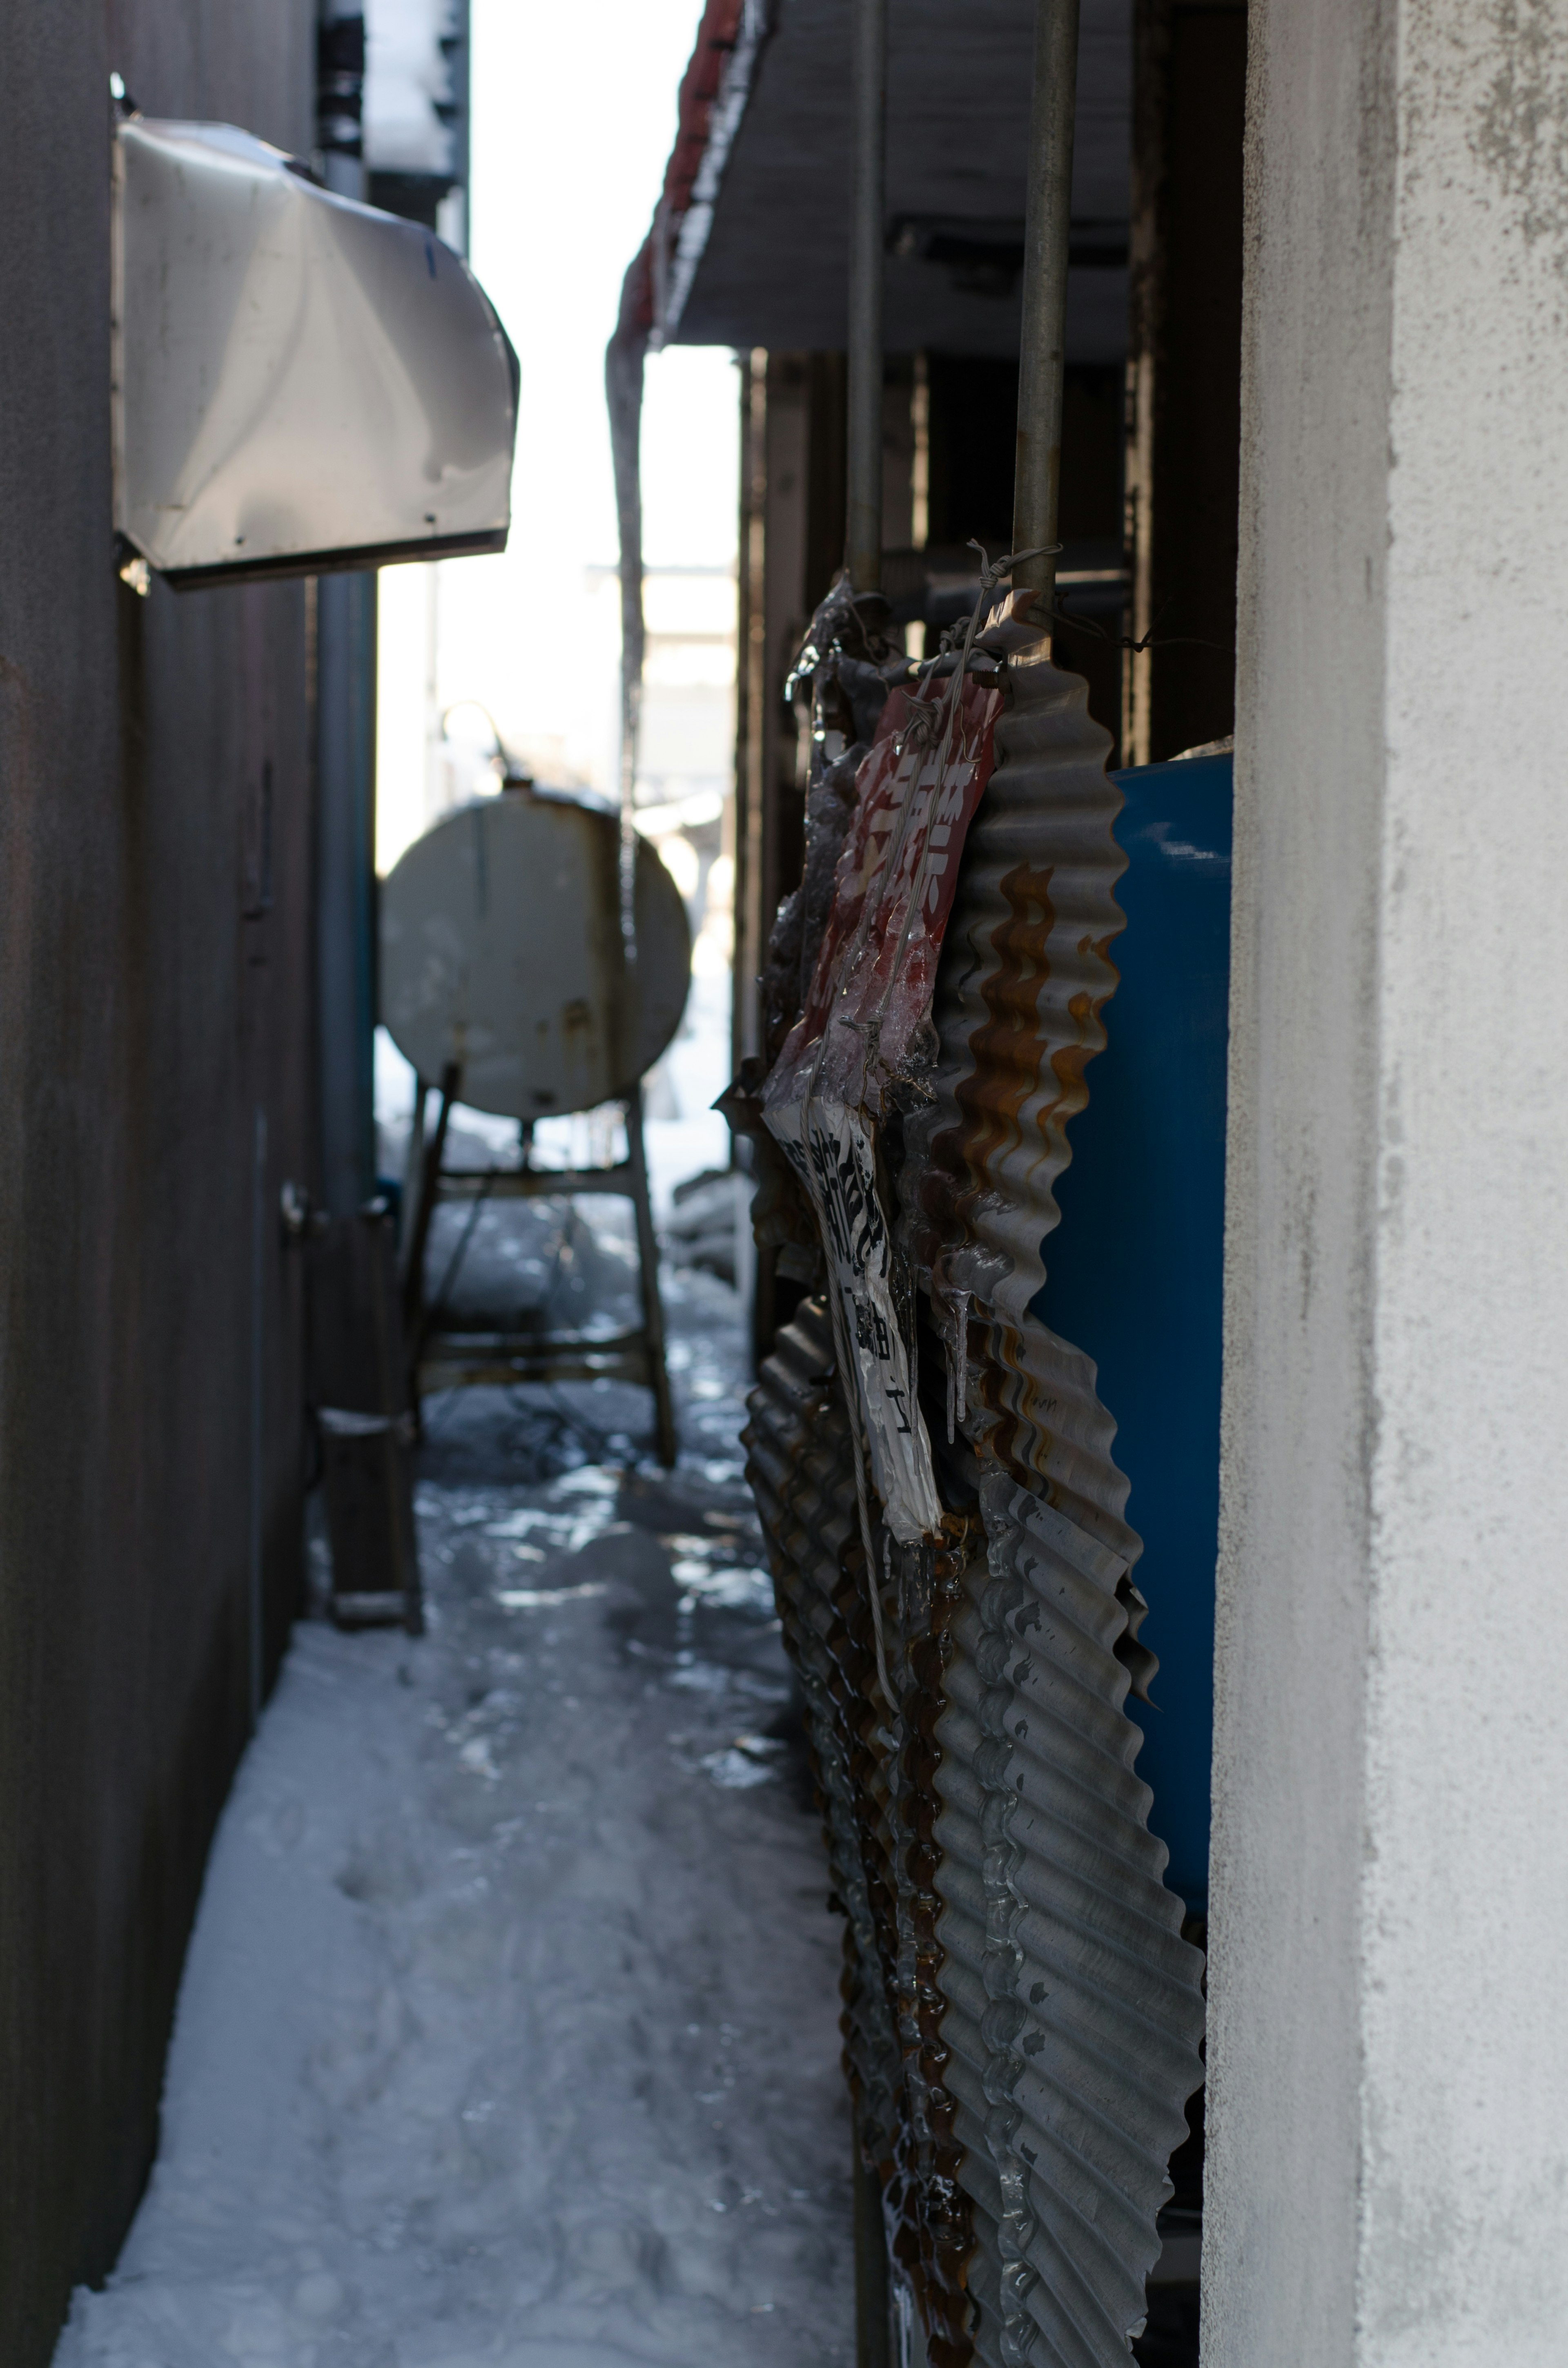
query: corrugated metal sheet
743 1300 902 2160
906 651 1134 1543
745 648 1206 2364
912 653 1205 2362
933 1473 1201 2365
745 1302 983 2365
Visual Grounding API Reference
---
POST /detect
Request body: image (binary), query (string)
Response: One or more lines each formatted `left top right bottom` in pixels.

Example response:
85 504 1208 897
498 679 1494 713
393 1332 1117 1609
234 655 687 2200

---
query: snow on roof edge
620 0 773 352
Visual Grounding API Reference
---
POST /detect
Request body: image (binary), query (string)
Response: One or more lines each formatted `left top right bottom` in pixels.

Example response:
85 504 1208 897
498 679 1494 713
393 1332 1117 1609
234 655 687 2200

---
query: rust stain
744 1304 978 2363
915 847 1122 1493
887 1510 982 2365
953 859 1059 1188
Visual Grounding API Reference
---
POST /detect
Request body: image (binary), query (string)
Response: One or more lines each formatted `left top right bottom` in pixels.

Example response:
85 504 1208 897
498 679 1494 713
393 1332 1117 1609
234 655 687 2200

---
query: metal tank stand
399 1064 679 1467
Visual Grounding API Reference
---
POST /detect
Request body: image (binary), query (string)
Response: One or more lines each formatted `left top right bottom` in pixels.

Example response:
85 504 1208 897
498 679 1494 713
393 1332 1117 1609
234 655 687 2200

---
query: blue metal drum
1031 752 1232 1913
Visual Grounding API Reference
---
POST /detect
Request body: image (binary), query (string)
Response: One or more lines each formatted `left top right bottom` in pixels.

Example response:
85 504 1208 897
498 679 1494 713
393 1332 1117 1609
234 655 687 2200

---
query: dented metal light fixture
111 114 518 587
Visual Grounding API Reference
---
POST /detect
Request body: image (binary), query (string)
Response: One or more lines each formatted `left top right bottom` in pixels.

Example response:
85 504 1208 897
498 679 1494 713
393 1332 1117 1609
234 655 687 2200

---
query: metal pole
845 0 887 593
1012 0 1082 614
316 1 379 1215
607 248 650 1089
624 1085 679 1469
448 0 472 255
316 569 378 1213
249 1104 268 1731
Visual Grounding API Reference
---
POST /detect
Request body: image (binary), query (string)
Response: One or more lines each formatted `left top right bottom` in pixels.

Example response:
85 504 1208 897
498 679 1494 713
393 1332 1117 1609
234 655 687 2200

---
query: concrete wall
1207 0 1568 2360
0 10 317 2361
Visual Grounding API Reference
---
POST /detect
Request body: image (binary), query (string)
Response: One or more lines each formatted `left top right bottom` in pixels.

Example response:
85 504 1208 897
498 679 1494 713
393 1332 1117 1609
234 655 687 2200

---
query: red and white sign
764 670 1003 1541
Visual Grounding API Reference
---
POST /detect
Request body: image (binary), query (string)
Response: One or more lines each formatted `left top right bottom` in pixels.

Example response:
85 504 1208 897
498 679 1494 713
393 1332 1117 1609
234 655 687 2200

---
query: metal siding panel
909 659 1205 2360
745 652 1208 2365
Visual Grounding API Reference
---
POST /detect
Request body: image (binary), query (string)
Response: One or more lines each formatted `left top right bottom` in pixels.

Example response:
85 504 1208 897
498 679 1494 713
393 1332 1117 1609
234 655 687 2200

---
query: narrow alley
56 1257 853 2368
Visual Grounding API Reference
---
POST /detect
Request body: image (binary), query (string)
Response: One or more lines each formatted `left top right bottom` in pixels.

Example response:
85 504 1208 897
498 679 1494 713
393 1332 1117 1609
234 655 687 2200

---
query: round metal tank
1032 751 1233 1914
379 791 691 1119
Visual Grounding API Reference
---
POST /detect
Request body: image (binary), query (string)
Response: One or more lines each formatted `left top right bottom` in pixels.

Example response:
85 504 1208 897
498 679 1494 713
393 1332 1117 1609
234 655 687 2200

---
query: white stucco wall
1207 3 1568 2363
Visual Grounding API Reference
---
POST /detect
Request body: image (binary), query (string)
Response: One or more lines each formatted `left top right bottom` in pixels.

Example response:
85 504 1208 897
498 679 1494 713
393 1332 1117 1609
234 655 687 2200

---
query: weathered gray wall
1207 0 1568 2360
0 9 317 2361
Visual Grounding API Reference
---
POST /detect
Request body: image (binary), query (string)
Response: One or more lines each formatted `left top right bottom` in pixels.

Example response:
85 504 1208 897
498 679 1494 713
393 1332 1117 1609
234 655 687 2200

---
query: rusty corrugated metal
910 649 1205 2364
906 646 1135 1544
743 1300 902 2161
745 1300 983 2367
743 641 1205 2364
933 1474 1201 2366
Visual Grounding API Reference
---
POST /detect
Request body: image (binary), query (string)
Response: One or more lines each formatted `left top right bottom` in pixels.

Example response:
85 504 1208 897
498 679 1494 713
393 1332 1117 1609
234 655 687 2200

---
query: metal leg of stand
400 1060 459 1417
400 1075 429 1269
361 1206 424 1637
624 1085 678 1468
853 2121 892 2368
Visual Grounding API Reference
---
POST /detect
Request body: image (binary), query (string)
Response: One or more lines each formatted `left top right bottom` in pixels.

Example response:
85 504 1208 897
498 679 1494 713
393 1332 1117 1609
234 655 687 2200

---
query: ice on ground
54 1266 853 2368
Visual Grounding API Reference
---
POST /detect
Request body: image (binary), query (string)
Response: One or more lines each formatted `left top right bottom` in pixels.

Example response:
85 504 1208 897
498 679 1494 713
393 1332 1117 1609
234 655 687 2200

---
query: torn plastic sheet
767 670 1003 1117
765 1093 938 1538
763 669 1002 1541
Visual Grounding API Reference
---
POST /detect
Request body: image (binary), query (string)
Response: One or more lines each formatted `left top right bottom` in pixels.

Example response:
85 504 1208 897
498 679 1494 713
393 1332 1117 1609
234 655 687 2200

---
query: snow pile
55 1271 853 2368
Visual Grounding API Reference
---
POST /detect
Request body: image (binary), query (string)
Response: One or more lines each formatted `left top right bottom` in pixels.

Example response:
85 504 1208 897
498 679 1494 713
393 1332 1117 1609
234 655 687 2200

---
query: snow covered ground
53 1260 854 2368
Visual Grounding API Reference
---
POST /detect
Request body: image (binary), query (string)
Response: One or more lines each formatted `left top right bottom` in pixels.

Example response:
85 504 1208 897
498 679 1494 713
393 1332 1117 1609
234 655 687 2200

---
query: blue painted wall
1031 754 1232 1911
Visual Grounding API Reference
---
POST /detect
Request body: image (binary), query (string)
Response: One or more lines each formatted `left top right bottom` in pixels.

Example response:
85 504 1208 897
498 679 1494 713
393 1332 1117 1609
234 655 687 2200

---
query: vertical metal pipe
735 348 768 1079
845 0 887 593
317 0 366 203
448 0 472 254
606 248 649 1053
624 1085 679 1469
249 1104 268 1732
316 2 379 1215
1012 0 1082 611
316 569 379 1214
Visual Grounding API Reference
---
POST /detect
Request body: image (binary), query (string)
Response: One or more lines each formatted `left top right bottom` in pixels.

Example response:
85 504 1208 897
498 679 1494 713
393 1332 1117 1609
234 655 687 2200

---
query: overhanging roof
640 0 1130 364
